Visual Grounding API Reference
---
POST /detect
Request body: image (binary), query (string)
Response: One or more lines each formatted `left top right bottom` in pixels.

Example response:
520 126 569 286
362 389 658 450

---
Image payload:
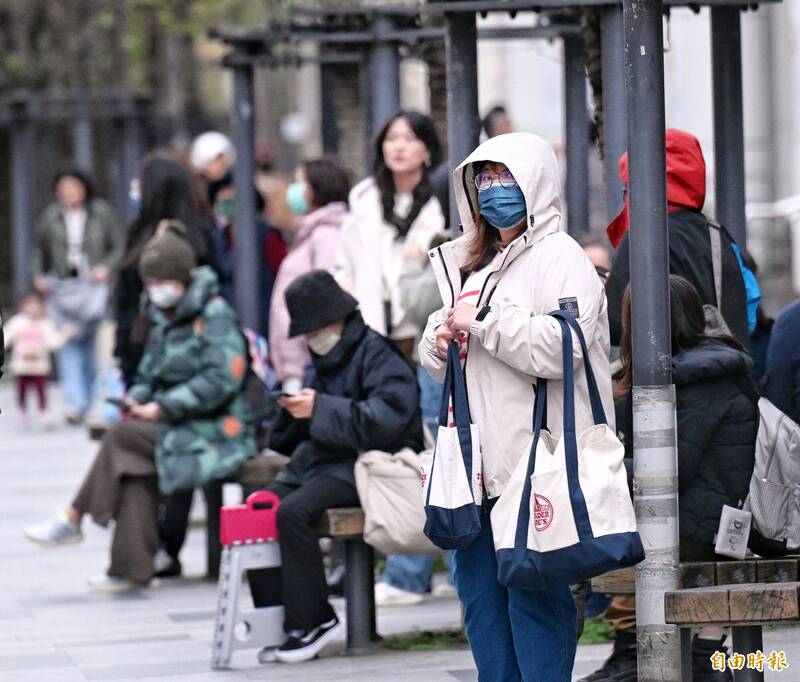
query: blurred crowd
3 106 799 678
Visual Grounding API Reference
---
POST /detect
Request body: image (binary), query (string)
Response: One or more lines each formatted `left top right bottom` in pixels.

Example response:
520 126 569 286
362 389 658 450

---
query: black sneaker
579 630 637 681
273 615 342 663
692 634 733 681
153 549 182 578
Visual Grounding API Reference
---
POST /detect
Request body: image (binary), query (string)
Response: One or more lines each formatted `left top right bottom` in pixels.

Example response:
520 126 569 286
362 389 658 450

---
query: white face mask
306 328 341 356
147 283 184 309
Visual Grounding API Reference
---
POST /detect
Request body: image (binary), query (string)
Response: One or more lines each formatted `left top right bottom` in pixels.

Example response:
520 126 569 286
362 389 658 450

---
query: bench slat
729 583 800 623
666 582 800 626
593 559 800 595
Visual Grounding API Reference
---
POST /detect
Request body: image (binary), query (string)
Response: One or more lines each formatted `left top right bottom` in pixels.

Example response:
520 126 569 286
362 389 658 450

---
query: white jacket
335 177 445 339
419 133 615 499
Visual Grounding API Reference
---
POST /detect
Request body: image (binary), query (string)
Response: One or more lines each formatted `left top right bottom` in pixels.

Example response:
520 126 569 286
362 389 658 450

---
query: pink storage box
219 490 280 546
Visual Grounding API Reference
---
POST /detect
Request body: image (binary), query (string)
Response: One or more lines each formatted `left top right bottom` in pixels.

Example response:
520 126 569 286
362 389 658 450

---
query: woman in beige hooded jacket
420 133 614 681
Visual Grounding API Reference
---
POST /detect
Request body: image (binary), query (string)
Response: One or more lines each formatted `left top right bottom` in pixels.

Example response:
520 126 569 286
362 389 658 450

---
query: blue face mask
286 182 309 216
477 184 527 229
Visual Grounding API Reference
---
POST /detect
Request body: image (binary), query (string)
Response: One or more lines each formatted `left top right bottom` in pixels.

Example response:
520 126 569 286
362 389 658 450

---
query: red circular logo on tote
533 494 554 531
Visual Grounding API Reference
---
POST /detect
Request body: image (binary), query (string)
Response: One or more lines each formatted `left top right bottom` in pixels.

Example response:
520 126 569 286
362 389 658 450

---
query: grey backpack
739 384 800 552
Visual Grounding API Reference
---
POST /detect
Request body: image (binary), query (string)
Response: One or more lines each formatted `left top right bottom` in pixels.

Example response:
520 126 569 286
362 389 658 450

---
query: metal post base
343 538 377 655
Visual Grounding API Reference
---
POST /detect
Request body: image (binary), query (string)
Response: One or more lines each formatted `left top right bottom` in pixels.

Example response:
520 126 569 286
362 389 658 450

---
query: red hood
607 128 707 247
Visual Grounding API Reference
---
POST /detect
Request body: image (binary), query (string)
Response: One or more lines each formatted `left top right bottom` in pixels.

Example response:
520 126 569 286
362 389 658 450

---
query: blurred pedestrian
114 154 216 386
3 291 74 428
739 251 773 385
32 169 121 423
335 111 445 361
420 133 611 681
255 139 296 233
580 233 612 286
763 298 800 425
208 172 287 337
270 158 350 392
255 270 422 664
605 129 750 348
481 105 514 139
190 131 236 189
582 275 757 682
24 222 254 592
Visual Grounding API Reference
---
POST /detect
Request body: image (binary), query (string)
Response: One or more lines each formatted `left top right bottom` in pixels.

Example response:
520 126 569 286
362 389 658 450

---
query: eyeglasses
474 169 517 192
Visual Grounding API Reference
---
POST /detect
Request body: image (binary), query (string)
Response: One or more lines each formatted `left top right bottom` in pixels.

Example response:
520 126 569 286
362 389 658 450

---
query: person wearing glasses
419 133 614 681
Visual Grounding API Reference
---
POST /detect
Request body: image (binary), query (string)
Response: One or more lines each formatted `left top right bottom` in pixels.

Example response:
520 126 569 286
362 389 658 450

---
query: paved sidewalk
1 386 798 681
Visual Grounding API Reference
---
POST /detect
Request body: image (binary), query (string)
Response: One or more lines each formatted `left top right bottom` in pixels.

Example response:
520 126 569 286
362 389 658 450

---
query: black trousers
265 477 360 632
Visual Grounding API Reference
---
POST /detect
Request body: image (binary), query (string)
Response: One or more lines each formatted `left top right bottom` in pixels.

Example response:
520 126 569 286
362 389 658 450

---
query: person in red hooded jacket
604 129 750 349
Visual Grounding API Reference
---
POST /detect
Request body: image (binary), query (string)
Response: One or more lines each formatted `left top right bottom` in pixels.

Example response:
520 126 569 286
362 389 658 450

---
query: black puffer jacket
607 210 750 350
617 339 757 546
673 339 757 545
270 312 423 487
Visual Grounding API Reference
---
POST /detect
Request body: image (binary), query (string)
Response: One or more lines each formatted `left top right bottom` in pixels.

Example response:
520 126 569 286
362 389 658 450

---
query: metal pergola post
72 96 94 174
444 5 480 229
623 0 682 679
320 62 339 154
370 14 402 136
230 62 260 332
114 105 144 225
601 5 627 221
10 99 35 299
563 32 591 236
711 6 747 246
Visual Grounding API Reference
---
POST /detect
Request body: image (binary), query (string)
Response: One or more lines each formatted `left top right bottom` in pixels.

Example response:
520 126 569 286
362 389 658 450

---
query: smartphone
106 397 132 412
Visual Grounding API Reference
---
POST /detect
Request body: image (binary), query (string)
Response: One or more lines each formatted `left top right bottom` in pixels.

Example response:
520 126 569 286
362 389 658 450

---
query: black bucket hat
286 270 359 338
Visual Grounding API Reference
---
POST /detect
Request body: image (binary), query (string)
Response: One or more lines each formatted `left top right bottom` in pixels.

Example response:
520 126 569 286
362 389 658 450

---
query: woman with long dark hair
582 275 758 682
114 154 216 384
335 110 445 360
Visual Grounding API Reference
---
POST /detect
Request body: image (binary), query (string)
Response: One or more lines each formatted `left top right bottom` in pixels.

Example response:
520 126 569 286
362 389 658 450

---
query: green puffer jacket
128 266 255 494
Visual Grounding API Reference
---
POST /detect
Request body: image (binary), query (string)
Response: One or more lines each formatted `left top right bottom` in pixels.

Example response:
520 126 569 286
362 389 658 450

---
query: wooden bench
90 427 378 653
205 453 378 656
666 582 800 681
592 560 800 595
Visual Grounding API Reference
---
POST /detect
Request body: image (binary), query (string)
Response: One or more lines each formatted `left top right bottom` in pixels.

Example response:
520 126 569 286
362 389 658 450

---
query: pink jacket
269 202 348 382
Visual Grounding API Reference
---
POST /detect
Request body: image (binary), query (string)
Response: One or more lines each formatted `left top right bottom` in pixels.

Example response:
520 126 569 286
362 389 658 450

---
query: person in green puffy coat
24 222 254 592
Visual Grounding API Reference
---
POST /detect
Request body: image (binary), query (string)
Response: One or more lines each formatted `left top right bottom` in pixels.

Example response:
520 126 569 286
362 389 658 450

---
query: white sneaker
374 581 425 607
257 646 279 663
431 581 457 599
24 512 83 547
87 575 160 593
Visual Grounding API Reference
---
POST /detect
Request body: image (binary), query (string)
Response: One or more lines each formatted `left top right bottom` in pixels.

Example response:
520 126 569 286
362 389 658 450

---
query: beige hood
452 132 563 241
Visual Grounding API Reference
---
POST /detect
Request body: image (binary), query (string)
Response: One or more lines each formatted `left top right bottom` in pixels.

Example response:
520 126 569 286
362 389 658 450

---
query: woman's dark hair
373 111 443 238
121 154 209 267
616 275 743 398
53 169 94 203
304 158 350 208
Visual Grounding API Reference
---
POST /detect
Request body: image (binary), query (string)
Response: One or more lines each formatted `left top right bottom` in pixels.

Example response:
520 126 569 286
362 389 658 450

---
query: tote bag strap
426 340 476 506
514 378 549 548
550 310 607 426
556 316 595 541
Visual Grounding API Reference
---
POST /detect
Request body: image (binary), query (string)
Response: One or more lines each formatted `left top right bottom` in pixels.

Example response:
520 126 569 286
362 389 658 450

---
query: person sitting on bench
24 222 255 591
257 270 422 664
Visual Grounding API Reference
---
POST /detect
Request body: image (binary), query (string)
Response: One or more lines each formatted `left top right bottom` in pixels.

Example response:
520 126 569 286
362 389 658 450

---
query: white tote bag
421 341 483 550
355 448 438 555
491 312 644 590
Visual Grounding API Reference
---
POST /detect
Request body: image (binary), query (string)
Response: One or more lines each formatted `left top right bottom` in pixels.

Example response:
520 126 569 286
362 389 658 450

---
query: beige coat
419 133 615 499
335 177 445 339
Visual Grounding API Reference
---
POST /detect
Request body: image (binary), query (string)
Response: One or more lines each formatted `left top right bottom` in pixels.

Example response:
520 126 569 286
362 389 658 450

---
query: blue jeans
57 326 97 415
453 504 577 682
418 363 442 439
381 553 454 594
